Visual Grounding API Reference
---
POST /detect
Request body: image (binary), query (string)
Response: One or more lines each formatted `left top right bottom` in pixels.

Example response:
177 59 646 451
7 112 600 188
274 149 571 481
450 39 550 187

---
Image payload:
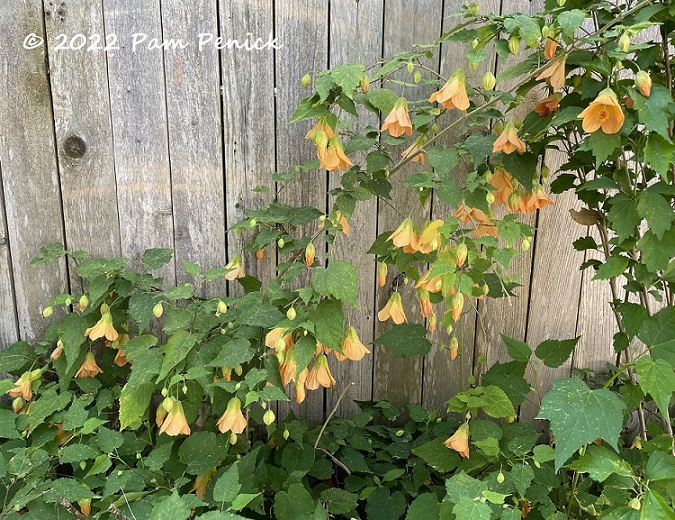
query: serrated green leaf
406 493 440 520
464 134 496 167
638 306 675 361
635 356 675 415
0 410 20 439
645 133 675 180
500 334 531 362
365 89 399 115
365 488 406 520
274 483 317 520
59 444 99 464
56 313 91 373
567 444 634 482
27 389 72 434
141 248 174 271
321 488 358 515
213 462 241 504
149 491 190 520
157 331 198 383
631 85 675 139
412 437 460 473
579 131 621 164
445 471 488 502
311 260 359 307
119 382 154 431
608 194 641 241
593 256 629 281
558 10 586 38
163 283 194 300
510 463 534 497
642 490 675 520
645 451 675 482
482 361 530 405
426 146 459 175
128 292 161 333
309 299 343 351
637 190 674 241
206 337 254 369
535 337 579 368
504 15 540 47
481 385 516 418
452 498 492 520
178 432 227 476
372 323 432 358
537 378 625 471
330 63 365 98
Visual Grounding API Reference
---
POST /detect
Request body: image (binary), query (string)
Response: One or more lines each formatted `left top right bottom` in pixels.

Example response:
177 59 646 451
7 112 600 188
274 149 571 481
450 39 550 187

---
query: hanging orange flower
377 291 407 324
306 354 336 390
418 289 433 319
158 398 191 436
522 185 554 212
429 68 470 111
635 71 651 97
444 422 470 458
265 327 293 351
50 340 64 360
305 242 316 266
578 89 625 134
454 205 497 237
400 135 428 164
387 217 419 252
535 58 566 89
75 353 103 378
78 499 91 517
114 348 130 367
544 38 557 60
190 468 217 500
85 308 119 342
377 262 388 287
489 168 515 206
416 271 444 293
335 211 351 235
319 136 353 171
335 326 370 361
492 122 526 154
224 254 245 281
7 371 39 402
417 220 443 254
280 348 297 386
535 94 560 116
217 397 247 434
294 368 308 403
304 116 336 141
381 97 413 137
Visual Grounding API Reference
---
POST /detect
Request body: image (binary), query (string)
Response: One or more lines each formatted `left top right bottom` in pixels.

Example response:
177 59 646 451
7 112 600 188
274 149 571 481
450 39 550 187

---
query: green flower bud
301 73 311 88
263 409 276 425
42 306 53 318
497 471 505 484
618 33 630 52
286 306 297 321
277 238 285 249
153 302 163 317
283 429 290 440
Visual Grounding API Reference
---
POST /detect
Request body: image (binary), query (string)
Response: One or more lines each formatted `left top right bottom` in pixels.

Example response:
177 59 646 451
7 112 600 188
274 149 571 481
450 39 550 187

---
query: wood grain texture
0 159 19 346
219 0 276 293
274 0 328 425
373 0 444 410
43 0 121 293
0 0 68 342
102 0 176 285
162 0 226 296
324 0 383 418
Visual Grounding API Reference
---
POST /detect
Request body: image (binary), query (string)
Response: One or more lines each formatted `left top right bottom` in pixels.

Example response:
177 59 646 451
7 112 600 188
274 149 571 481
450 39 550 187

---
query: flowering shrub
1 0 675 518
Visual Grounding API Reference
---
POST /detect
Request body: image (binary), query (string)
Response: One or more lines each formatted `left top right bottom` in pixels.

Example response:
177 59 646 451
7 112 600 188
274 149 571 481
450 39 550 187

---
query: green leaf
645 133 675 180
638 306 675 360
412 437 460 473
500 334 531 362
149 491 190 520
579 131 621 164
535 337 580 368
294 335 317 376
0 410 19 439
59 444 99 464
198 513 251 520
482 361 530 406
96 426 125 453
635 356 675 415
510 463 534 497
637 228 675 272
157 331 199 382
426 146 459 175
213 462 241 504
463 134 496 167
537 378 625 471
206 338 254 368
504 15 541 47
445 471 487 502
178 432 227 476
311 260 359 307
320 488 358 516
128 292 161 333
141 248 174 271
406 493 440 520
567 444 634 482
608 194 640 241
365 488 406 520
28 389 72 434
43 478 94 504
0 341 35 372
235 293 285 328
309 299 344 351
642 490 675 520
637 190 674 241
365 89 399 115
274 483 317 520
645 451 675 482
558 10 586 38
330 63 365 97
593 256 629 280
290 94 326 123
372 323 432 358
501 152 537 191
119 382 154 430
452 497 492 520
57 313 91 373
631 85 675 139
481 385 516 418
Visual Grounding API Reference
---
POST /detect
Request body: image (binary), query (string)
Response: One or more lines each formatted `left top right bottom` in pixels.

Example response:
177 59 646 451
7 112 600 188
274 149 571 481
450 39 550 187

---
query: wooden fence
0 0 619 423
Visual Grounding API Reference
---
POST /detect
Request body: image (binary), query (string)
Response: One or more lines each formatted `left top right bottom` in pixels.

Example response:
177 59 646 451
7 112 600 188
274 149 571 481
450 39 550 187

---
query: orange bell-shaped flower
377 291 407 324
445 422 470 458
578 88 625 134
429 68 470 111
216 397 247 435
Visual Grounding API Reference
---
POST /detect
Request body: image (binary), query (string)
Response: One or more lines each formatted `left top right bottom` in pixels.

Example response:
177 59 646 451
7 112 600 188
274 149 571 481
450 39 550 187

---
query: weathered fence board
0 159 19 346
0 0 68 341
44 0 121 293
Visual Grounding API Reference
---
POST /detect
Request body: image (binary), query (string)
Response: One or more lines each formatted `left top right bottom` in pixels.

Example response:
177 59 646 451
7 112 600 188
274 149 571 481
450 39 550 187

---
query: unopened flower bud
234 364 243 376
360 74 369 92
406 62 414 73
449 336 459 360
431 124 440 134
522 238 531 251
229 432 238 445
377 262 388 287
80 461 87 470
413 71 422 83
217 300 228 315
304 242 315 266
482 71 496 90
557 0 565 6
256 249 264 260
497 471 505 484
286 307 297 321
508 35 521 55
12 397 24 413
182 385 188 394
468 3 479 15
65 297 72 306
161 387 168 397
486 192 496 205
635 70 651 97
456 243 468 267
618 33 630 52
153 302 163 317
283 429 290 440
78 294 89 310
395 430 405 437
162 397 174 412
42 306 53 318
628 498 640 510
277 238 285 249
446 324 453 335
249 218 257 227
235 382 241 391
263 409 276 425
301 74 311 88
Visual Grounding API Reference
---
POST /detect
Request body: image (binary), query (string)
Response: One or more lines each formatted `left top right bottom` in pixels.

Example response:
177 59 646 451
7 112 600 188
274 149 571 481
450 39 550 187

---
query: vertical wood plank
373 0 444 410
102 0 176 284
0 1 68 341
219 1 276 289
519 152 585 423
43 0 121 292
325 0 383 418
162 0 226 295
0 159 19 346
275 0 328 425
